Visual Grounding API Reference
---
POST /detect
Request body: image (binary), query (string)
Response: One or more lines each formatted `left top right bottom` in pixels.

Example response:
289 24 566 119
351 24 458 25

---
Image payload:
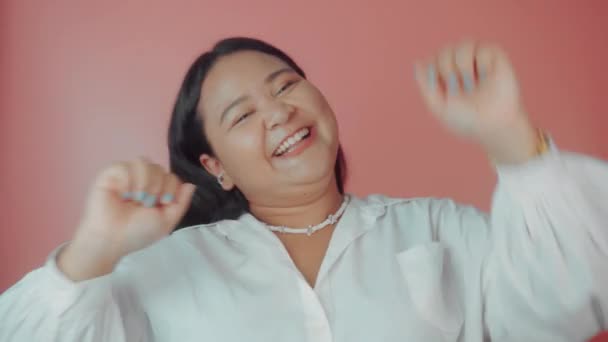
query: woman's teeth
274 127 310 156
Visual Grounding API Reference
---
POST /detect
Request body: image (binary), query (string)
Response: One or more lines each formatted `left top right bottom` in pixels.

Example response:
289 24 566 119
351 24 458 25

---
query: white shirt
1 146 607 342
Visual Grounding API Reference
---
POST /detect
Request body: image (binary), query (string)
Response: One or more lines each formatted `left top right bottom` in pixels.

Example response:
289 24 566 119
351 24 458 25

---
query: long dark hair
168 37 347 230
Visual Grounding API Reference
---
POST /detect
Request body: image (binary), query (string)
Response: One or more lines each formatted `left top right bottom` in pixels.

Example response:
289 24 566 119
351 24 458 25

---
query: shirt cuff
42 242 114 315
493 139 564 197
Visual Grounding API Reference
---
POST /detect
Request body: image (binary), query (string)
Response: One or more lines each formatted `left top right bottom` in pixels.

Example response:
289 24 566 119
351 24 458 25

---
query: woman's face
199 51 339 205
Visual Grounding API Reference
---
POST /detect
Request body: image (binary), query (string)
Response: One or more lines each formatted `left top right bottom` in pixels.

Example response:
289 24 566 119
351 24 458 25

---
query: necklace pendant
264 195 349 236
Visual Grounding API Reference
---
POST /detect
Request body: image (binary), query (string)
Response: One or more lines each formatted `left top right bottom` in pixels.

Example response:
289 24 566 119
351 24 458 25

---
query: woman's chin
289 163 333 183
272 150 335 184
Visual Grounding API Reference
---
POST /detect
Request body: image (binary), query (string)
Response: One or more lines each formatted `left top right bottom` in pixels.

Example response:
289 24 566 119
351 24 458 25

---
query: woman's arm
426 144 607 341
479 145 608 340
0 155 195 341
0 245 153 341
414 40 607 340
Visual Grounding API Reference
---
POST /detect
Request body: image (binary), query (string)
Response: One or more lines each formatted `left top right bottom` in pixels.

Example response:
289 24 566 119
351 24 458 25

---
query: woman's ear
199 154 235 190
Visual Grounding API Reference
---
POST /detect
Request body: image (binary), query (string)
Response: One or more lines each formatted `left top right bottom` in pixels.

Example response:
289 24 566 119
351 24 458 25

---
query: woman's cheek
234 127 265 157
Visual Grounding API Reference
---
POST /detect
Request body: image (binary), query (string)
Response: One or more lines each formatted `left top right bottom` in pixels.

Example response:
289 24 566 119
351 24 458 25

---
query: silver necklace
266 195 350 236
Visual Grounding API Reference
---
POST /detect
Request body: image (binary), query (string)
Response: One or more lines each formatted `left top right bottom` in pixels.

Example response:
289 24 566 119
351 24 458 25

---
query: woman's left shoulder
349 194 446 232
352 193 465 215
351 193 489 233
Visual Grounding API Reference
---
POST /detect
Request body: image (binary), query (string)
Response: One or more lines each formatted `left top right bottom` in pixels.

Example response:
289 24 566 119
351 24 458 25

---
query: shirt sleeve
0 244 153 341
435 143 608 341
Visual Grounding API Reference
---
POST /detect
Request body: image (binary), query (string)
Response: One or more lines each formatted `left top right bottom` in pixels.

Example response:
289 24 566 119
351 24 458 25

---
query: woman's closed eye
276 80 298 96
234 111 254 125
231 80 299 126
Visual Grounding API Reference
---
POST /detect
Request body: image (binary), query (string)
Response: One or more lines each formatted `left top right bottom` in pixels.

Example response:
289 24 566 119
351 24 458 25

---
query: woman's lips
273 126 315 159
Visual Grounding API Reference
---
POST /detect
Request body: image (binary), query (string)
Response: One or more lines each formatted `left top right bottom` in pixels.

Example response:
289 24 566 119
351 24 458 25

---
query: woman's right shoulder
116 219 241 284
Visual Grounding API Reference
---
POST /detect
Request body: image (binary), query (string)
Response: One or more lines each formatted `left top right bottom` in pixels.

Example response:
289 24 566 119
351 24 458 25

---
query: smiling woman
1 36 608 342
168 37 347 227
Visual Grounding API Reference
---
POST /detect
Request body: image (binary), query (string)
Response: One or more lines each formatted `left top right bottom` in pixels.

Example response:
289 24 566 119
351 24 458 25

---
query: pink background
1 0 607 291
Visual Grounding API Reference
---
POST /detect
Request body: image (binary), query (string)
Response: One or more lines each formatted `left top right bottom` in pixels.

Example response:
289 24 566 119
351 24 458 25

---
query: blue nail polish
121 192 132 200
134 191 147 202
448 73 459 94
479 68 487 81
463 74 474 93
160 193 174 204
427 65 436 89
143 194 157 208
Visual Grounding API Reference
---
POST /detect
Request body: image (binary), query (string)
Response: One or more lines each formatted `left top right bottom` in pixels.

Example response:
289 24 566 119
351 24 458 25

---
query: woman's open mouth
272 126 314 158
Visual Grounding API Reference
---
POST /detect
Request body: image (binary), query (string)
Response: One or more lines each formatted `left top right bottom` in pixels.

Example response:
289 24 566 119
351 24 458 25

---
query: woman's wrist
57 234 122 282
482 118 542 165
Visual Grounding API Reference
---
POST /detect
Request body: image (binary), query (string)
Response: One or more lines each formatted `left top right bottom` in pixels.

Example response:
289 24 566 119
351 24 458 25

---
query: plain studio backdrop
1 0 607 291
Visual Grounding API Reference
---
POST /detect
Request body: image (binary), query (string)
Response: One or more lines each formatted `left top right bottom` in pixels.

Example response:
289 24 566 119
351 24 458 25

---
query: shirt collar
218 193 389 245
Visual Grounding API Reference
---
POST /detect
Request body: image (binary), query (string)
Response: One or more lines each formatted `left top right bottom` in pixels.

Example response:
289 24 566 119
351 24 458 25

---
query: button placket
296 276 333 342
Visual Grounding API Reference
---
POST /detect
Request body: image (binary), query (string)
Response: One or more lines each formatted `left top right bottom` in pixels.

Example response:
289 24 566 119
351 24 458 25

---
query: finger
163 182 196 228
115 162 134 200
141 163 165 208
454 41 476 93
436 46 459 96
414 62 443 114
474 44 499 82
130 157 157 206
95 161 133 199
159 173 180 205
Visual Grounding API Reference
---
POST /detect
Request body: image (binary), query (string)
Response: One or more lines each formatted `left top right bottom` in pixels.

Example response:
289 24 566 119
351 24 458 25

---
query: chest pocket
396 242 464 341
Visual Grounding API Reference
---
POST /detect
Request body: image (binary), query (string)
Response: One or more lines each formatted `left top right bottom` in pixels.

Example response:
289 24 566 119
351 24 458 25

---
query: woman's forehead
201 51 288 118
206 51 289 92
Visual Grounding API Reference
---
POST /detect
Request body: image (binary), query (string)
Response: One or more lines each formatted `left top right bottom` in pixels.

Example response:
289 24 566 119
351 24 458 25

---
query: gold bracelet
535 128 549 156
487 128 549 166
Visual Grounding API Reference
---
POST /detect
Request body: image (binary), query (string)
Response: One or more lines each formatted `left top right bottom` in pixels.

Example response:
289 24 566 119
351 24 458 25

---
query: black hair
168 37 347 230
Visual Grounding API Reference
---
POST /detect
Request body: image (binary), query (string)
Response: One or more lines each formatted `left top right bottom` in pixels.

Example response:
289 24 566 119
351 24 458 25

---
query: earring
217 172 225 186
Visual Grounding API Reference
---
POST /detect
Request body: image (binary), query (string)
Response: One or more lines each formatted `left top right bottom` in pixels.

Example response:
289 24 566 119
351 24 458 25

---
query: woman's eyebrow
220 95 248 125
264 67 294 84
219 67 295 124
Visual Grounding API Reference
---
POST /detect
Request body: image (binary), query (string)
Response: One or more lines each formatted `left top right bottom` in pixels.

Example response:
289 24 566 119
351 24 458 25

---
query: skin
414 41 537 163
198 51 345 285
58 40 537 285
198 51 343 231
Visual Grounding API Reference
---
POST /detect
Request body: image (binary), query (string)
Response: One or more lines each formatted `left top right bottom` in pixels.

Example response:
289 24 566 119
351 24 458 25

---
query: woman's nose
264 101 295 130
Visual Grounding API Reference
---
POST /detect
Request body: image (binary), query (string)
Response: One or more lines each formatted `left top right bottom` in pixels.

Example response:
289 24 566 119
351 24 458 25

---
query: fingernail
121 192 132 200
448 73 459 94
427 65 436 90
143 194 157 208
463 74 474 93
134 191 147 202
160 193 174 204
479 68 487 81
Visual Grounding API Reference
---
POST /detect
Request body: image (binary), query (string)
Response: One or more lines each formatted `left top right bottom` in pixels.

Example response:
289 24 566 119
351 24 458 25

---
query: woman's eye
276 80 296 95
234 111 253 125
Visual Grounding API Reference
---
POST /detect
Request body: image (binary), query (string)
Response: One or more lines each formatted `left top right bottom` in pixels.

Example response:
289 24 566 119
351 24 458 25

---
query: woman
1 37 607 341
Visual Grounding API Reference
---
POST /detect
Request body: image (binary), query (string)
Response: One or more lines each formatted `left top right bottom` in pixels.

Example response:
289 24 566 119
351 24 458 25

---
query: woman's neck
249 179 344 229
